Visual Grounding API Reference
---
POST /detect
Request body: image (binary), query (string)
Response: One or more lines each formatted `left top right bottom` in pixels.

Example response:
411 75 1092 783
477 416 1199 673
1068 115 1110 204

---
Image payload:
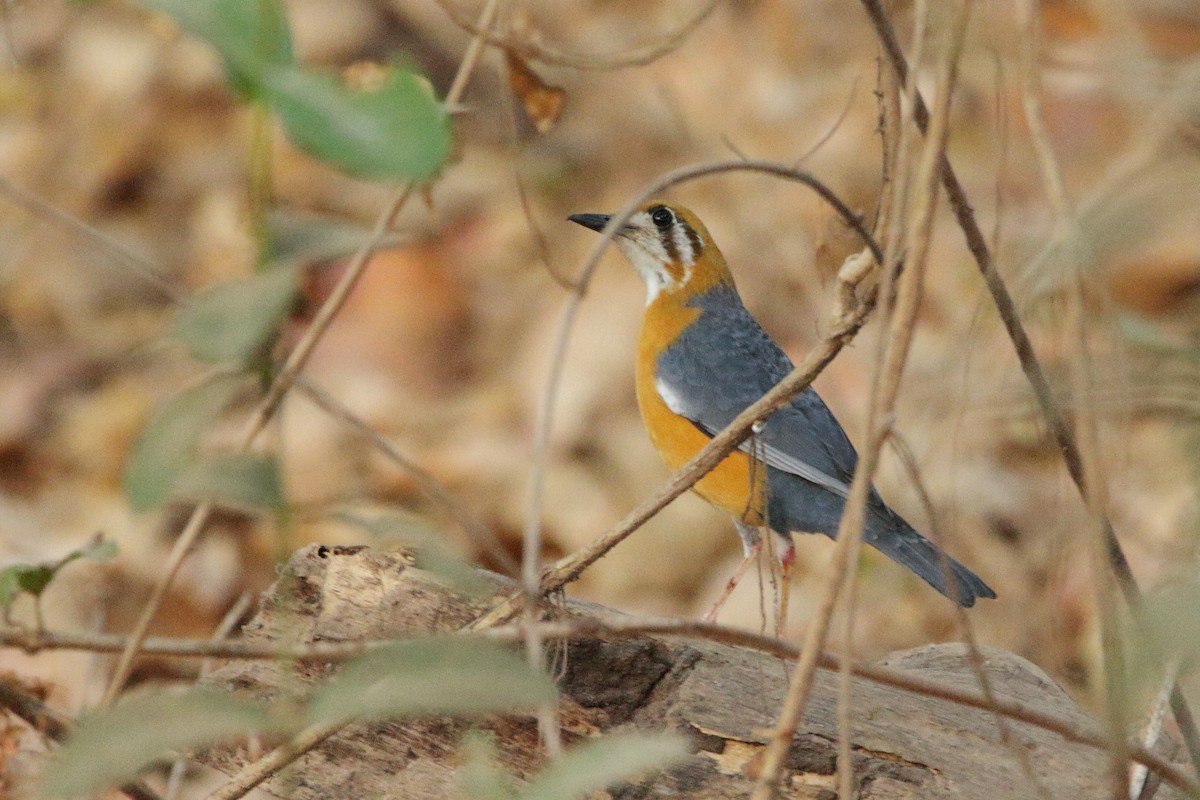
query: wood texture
200 545 1185 799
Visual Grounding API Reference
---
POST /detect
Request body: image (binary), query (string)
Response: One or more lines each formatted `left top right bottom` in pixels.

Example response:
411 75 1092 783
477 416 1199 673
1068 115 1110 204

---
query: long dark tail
864 507 996 607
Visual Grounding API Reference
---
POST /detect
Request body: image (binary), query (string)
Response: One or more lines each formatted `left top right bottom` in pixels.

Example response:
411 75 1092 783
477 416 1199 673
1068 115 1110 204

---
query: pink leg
704 538 762 623
777 538 795 633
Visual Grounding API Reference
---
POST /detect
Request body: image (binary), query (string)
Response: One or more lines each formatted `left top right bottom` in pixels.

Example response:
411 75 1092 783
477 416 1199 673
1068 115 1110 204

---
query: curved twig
103 0 507 705
496 159 883 636
2 620 1195 795
435 0 722 71
857 0 1200 778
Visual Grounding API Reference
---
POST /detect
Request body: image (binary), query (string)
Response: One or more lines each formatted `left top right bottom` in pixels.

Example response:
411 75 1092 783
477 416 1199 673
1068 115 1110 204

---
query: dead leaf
505 50 566 134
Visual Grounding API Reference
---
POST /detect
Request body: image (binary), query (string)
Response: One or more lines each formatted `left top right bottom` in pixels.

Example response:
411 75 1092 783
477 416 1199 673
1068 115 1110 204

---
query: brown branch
3 611 1196 795
102 0 507 704
7 618 1195 794
204 723 340 800
754 6 971 797
857 0 1200 777
434 0 722 71
0 677 163 800
891 430 1055 800
293 377 519 577
473 159 883 633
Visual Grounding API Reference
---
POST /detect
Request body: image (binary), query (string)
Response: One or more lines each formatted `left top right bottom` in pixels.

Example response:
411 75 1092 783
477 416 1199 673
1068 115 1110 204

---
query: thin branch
0 173 183 302
103 0 507 705
473 156 883 632
753 6 971 797
165 593 254 800
3 619 1194 794
203 723 339 800
0 677 164 800
294 377 519 577
857 0 1200 774
434 0 721 71
891 430 1055 800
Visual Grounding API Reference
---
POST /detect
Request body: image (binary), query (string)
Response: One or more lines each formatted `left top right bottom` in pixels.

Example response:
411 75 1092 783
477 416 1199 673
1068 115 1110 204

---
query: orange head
569 201 735 303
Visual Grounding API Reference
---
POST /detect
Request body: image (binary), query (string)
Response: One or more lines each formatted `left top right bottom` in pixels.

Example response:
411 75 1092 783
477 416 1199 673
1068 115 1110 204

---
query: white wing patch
655 375 851 499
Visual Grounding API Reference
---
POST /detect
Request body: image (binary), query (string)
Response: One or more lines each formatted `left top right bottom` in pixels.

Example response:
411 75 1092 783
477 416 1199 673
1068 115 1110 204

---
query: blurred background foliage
1 0 1200 777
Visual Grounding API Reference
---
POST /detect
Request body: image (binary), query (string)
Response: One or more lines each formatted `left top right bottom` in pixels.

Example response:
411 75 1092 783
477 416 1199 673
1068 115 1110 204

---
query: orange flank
635 289 768 527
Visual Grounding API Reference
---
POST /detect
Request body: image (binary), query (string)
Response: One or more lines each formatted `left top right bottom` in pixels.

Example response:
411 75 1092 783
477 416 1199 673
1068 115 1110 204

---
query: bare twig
102 0 507 705
0 677 163 800
5 618 1194 794
892 430 1055 800
165 593 254 800
0 173 183 302
473 160 883 633
857 0 1200 774
434 0 721 71
204 723 340 800
294 377 519 577
752 7 971 797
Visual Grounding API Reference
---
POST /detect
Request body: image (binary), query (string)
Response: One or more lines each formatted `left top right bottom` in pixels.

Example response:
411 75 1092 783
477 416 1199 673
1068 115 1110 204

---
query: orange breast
635 297 767 526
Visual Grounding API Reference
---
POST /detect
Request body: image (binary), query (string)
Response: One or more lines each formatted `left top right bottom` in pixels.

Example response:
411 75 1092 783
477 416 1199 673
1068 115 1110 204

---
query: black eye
650 206 675 229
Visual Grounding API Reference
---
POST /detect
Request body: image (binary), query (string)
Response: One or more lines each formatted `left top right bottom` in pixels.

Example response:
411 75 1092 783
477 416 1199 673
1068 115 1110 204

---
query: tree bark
200 544 1184 799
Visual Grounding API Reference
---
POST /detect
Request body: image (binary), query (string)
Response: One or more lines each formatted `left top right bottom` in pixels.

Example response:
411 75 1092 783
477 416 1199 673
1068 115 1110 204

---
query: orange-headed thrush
569 201 995 618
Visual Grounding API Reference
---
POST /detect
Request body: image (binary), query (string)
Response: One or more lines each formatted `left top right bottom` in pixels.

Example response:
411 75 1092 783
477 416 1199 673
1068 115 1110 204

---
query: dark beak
567 212 612 232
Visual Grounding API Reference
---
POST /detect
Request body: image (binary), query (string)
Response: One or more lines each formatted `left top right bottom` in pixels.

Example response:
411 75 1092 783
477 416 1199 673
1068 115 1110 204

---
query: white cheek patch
617 231 684 304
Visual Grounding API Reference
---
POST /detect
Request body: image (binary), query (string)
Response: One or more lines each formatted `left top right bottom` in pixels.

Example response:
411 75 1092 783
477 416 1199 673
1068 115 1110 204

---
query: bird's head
569 201 734 303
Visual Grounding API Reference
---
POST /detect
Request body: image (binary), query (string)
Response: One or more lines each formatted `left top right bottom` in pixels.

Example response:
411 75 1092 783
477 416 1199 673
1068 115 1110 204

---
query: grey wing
656 289 860 498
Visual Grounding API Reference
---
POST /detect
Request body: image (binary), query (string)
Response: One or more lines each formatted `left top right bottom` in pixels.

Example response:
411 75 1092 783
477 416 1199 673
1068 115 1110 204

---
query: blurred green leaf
0 565 54 612
173 263 298 364
174 453 285 511
265 209 395 267
1128 571 1200 697
1117 313 1199 360
141 0 293 98
308 638 556 727
75 536 119 563
12 565 55 597
517 734 688 800
123 376 243 511
458 731 518 800
138 0 449 181
266 67 450 180
0 569 19 609
41 687 276 799
0 536 119 615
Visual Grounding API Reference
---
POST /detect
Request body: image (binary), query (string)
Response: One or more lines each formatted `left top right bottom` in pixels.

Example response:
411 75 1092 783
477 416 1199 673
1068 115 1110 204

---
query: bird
568 200 995 621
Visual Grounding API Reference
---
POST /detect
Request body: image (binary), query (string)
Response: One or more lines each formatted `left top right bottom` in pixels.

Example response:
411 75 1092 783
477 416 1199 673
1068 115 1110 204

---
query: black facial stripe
683 222 702 257
661 223 680 263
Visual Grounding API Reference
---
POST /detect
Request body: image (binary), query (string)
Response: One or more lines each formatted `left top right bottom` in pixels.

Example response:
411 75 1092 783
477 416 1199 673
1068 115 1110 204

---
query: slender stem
103 0 505 705
857 0 1200 777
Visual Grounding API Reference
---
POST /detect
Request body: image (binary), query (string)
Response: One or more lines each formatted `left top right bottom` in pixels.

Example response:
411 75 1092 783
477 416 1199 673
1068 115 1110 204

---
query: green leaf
307 638 556 727
0 565 54 609
123 376 243 511
142 0 293 98
173 263 298 364
13 565 55 597
458 731 518 800
0 537 119 612
174 453 285 511
0 567 20 609
517 734 689 800
40 687 276 799
266 67 450 180
76 536 119 564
